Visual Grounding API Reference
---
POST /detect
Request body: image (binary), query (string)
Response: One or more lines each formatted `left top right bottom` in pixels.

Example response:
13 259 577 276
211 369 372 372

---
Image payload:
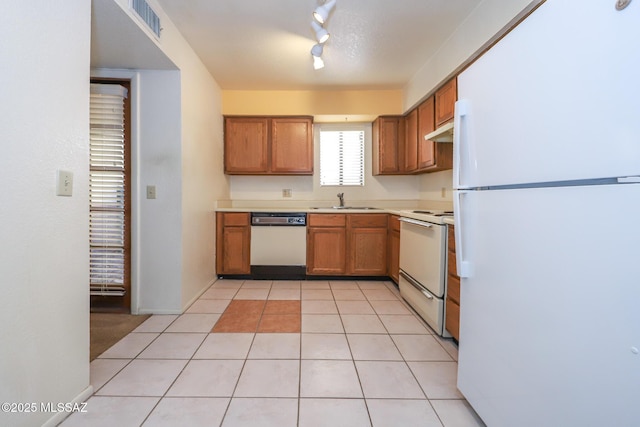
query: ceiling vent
130 0 161 38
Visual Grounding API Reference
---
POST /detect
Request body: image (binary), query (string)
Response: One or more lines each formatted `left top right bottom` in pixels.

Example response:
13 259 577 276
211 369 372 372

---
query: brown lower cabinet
387 215 400 283
446 224 460 340
216 212 251 275
307 213 387 276
216 211 394 279
306 214 347 275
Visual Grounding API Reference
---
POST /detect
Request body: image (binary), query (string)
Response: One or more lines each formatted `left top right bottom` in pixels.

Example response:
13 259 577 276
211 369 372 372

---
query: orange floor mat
212 300 301 333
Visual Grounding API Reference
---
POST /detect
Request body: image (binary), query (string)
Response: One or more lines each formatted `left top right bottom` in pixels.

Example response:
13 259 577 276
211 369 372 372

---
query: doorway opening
89 79 131 313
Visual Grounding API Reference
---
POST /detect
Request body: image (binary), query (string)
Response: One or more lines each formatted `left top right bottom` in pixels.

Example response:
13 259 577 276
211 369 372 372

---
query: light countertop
216 207 454 223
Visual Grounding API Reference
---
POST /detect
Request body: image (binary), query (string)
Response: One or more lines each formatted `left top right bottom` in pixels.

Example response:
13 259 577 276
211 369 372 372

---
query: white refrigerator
453 1 640 426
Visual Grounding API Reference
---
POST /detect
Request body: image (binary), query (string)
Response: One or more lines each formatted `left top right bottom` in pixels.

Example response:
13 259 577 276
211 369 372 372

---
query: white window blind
319 128 365 186
89 84 128 297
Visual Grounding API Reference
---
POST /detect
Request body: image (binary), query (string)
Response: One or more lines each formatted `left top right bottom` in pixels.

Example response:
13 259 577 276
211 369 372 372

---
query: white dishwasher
250 212 307 279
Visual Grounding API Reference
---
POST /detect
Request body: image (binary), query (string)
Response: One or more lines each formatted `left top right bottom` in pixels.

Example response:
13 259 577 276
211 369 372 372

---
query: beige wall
151 1 227 310
222 90 403 122
223 89 418 205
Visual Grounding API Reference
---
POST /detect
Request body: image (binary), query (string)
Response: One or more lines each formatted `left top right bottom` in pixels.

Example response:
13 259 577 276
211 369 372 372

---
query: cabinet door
307 227 346 275
388 215 400 283
216 212 251 275
445 298 460 341
435 78 457 127
417 96 435 169
220 226 251 274
372 116 403 175
404 109 418 173
271 117 313 174
224 117 269 173
347 228 387 275
446 224 460 340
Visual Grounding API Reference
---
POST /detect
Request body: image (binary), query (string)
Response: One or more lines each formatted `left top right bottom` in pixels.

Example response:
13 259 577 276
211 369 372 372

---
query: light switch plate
146 185 156 199
56 170 73 196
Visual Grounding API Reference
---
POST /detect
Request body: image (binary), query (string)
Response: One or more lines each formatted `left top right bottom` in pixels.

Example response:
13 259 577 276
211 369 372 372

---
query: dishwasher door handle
399 270 434 299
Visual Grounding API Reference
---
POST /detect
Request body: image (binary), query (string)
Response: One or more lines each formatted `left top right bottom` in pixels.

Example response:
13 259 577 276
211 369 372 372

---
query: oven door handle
399 270 434 300
399 217 433 228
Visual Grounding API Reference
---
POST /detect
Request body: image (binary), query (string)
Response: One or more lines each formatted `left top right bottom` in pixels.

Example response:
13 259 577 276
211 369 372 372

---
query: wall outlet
146 185 157 199
282 189 292 198
56 170 73 196
441 187 446 198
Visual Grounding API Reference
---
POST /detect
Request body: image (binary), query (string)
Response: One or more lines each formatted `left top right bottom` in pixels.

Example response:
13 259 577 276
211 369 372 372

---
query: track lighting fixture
313 0 336 24
310 0 336 70
311 20 330 44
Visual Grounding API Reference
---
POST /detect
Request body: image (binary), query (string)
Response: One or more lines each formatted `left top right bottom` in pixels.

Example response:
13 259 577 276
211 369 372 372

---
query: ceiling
91 0 483 91
152 0 483 90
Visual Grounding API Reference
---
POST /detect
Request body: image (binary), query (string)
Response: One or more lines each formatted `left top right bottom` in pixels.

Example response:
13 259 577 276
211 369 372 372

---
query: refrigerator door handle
454 190 472 278
453 99 470 190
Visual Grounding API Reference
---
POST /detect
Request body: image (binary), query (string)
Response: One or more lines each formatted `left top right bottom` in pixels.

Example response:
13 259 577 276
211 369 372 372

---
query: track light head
311 21 330 44
310 43 324 57
313 55 325 70
311 43 325 69
313 0 337 24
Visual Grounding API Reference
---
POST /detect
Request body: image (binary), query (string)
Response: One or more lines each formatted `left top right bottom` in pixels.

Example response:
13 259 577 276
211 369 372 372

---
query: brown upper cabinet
417 95 452 172
404 109 418 173
417 96 436 169
372 116 405 175
224 116 313 175
372 76 456 175
435 77 457 127
395 94 453 174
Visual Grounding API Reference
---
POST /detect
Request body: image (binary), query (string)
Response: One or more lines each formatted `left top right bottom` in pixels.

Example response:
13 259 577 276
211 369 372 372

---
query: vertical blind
319 129 365 186
89 84 128 297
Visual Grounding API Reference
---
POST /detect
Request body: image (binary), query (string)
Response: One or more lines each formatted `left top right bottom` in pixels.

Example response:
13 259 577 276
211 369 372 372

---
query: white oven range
398 210 453 337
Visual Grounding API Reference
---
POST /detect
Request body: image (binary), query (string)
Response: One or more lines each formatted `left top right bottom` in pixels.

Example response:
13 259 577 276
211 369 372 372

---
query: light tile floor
61 279 485 427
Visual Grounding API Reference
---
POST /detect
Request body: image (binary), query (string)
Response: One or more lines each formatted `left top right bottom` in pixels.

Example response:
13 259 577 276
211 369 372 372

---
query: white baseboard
42 385 93 427
137 278 217 315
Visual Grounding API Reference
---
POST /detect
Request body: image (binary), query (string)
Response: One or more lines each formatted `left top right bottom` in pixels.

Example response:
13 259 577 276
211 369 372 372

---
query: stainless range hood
424 121 454 143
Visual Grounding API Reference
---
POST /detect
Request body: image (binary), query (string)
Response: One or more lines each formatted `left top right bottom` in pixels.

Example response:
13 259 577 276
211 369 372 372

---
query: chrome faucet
337 193 345 207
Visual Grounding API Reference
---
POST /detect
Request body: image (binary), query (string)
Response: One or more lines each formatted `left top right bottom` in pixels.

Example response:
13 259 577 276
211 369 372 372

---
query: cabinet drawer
348 213 388 228
389 215 400 232
221 212 250 226
445 298 460 341
447 273 460 304
308 214 346 227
